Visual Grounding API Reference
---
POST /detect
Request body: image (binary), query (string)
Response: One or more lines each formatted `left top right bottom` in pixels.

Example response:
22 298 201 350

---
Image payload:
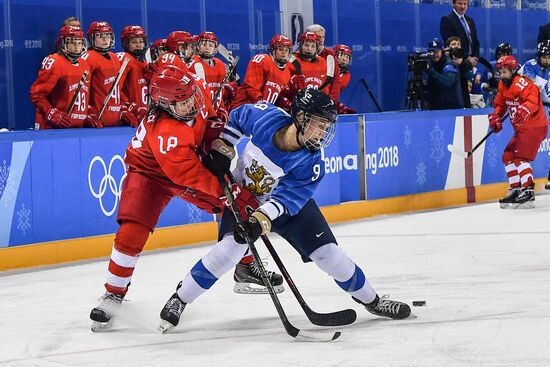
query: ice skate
158 291 187 333
90 292 125 332
499 187 520 209
511 186 535 209
545 182 550 191
354 294 411 320
233 259 284 294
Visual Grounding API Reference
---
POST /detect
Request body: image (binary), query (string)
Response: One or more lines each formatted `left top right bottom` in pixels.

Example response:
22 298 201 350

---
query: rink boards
0 108 549 270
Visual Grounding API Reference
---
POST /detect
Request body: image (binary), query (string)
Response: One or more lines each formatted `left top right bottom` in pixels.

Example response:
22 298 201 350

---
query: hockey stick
98 57 130 119
212 55 240 106
67 70 89 116
220 177 341 342
226 173 356 327
447 112 509 158
360 78 383 112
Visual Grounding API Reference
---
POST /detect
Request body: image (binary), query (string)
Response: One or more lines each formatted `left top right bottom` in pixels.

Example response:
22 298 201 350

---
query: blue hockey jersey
518 58 550 104
221 102 324 220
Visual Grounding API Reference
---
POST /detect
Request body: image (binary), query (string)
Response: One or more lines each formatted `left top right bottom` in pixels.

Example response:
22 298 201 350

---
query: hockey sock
309 243 376 304
177 235 248 303
106 221 150 295
239 249 254 264
504 162 520 188
515 159 534 188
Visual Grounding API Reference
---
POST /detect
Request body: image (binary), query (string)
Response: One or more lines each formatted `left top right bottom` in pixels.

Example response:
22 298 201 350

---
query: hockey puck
412 301 426 307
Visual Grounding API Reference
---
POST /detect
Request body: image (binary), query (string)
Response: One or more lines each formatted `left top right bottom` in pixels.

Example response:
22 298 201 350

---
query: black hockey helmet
291 88 338 151
537 40 550 57
495 42 512 60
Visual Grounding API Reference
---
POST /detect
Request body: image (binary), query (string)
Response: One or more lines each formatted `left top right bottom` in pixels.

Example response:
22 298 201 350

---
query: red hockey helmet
87 21 114 52
496 55 519 72
57 25 86 60
149 65 205 123
268 34 292 66
197 31 219 58
334 44 352 68
298 32 320 60
298 32 321 46
121 25 147 48
166 31 193 54
269 34 291 53
150 38 167 62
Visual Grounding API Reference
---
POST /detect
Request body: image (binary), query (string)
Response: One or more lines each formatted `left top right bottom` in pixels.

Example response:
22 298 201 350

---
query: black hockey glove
202 138 235 180
233 211 271 244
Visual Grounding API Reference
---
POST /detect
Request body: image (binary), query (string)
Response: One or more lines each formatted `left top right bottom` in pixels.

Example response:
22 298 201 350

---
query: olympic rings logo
88 155 127 217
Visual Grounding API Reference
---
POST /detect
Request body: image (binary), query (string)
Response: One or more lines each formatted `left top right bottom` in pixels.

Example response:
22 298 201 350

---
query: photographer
425 38 464 110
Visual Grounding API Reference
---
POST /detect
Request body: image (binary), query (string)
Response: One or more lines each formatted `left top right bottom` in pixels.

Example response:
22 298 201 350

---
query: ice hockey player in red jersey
231 34 293 110
80 21 137 128
30 25 93 129
292 32 331 95
489 55 549 208
89 65 282 332
333 44 356 114
149 38 167 63
305 24 341 102
188 31 230 121
117 25 148 123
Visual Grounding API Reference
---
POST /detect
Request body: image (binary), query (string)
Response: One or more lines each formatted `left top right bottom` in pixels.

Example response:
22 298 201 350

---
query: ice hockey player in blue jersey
518 40 550 190
519 40 550 105
157 89 411 333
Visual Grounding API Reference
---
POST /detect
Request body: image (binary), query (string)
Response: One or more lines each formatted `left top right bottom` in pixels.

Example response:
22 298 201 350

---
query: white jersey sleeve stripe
259 199 285 221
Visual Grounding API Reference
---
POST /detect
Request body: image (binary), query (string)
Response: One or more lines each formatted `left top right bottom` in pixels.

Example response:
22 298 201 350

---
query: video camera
445 47 464 59
407 51 434 75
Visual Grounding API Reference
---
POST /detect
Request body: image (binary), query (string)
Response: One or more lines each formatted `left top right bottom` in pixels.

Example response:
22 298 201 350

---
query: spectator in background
537 22 550 45
305 24 341 102
30 25 95 129
62 16 81 28
425 38 464 110
440 0 480 107
446 36 473 109
333 44 356 114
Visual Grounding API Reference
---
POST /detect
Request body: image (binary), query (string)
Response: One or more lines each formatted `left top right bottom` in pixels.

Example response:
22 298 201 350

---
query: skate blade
512 201 535 209
499 202 510 209
91 320 114 332
158 319 175 334
233 282 284 294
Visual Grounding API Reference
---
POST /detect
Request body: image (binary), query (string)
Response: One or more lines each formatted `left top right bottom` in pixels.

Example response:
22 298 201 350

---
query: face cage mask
60 37 87 61
198 40 217 59
162 87 205 125
91 32 115 53
296 111 336 151
123 38 147 59
271 46 290 67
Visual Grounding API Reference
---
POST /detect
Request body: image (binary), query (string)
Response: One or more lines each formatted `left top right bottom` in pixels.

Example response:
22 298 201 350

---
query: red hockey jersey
116 52 148 109
124 111 222 198
231 53 292 109
80 50 127 127
30 53 90 129
494 75 549 130
188 55 227 110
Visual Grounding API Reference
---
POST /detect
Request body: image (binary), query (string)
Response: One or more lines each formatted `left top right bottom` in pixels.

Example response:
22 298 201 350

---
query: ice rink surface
1 195 549 367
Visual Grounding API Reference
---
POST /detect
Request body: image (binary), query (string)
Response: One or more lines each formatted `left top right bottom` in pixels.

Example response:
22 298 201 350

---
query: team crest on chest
244 159 276 196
